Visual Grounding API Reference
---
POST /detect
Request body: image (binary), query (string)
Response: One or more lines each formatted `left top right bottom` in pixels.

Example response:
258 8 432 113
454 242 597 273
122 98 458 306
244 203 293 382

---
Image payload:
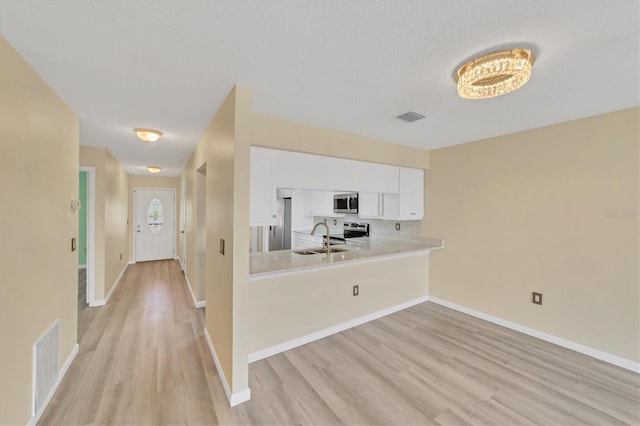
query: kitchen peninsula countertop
250 236 443 279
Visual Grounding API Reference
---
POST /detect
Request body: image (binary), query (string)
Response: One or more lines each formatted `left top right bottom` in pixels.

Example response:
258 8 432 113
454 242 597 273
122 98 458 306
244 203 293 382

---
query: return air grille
33 319 60 415
396 111 426 122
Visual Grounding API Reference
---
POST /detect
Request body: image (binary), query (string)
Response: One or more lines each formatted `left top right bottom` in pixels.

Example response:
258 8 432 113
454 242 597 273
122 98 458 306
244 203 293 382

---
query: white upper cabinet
358 192 383 218
303 190 337 216
249 147 279 226
275 150 328 190
383 167 424 220
326 157 399 193
250 147 423 223
273 148 400 193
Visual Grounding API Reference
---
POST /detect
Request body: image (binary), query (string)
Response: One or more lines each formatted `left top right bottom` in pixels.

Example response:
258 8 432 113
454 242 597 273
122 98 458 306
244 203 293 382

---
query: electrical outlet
395 223 401 231
532 292 542 305
353 285 359 296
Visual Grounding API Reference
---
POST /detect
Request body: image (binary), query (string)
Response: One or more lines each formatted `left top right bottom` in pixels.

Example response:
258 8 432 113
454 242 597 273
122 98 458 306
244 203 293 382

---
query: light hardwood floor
40 260 639 425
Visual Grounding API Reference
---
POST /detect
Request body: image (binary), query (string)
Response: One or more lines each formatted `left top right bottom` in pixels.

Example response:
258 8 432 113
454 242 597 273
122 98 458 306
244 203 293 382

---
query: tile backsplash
313 215 422 238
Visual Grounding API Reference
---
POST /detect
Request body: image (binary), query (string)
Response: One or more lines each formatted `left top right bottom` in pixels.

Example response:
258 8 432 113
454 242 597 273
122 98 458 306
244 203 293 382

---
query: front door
135 188 175 262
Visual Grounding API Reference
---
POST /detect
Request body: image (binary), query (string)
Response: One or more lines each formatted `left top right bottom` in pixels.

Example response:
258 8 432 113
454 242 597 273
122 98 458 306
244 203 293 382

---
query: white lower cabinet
358 192 383 218
383 168 424 220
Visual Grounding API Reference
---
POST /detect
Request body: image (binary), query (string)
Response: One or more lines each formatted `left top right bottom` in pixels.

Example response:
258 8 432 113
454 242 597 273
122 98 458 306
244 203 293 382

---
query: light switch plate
532 292 542 305
71 237 76 252
219 238 225 255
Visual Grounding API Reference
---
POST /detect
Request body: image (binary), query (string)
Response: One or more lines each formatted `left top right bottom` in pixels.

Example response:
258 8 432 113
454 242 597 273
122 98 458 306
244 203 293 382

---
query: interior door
135 188 175 262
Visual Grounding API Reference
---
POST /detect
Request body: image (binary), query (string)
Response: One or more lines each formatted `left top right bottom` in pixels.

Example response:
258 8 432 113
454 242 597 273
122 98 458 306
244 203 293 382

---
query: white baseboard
28 343 79 426
90 262 129 307
249 295 430 363
78 265 87 269
204 328 251 407
184 273 206 309
429 297 640 374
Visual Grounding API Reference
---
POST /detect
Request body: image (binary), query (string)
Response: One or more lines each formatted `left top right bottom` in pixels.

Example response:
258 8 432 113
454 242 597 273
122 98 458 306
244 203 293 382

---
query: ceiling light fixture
455 48 535 99
147 166 162 173
134 128 163 142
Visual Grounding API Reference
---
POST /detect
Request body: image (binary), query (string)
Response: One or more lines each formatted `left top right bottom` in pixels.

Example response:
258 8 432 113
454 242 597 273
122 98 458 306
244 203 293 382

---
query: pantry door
134 188 176 262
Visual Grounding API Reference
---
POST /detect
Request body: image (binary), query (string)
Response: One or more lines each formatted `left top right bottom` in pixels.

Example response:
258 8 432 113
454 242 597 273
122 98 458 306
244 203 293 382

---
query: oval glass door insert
147 198 164 233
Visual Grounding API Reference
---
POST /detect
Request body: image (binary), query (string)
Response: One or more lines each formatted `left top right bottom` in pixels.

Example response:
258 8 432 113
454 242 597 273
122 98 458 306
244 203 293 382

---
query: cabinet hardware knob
272 214 277 218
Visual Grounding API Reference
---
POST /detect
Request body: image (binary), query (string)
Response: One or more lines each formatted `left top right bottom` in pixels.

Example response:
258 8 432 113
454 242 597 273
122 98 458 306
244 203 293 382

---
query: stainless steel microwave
334 193 358 214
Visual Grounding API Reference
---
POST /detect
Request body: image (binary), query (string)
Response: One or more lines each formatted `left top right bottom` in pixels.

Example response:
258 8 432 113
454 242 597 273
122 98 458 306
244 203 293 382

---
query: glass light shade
455 49 535 99
147 166 162 173
134 128 163 142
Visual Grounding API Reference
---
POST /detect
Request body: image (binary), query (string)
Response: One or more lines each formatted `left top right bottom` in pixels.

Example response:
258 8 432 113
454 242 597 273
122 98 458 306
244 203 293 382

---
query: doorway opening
78 166 96 340
196 163 207 303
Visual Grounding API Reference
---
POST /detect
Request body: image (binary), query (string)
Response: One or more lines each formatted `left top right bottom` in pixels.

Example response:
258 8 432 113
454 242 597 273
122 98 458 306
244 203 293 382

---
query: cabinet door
326 157 359 191
275 150 328 189
249 147 278 226
399 168 424 219
359 192 382 218
303 190 336 216
360 163 399 193
382 168 424 220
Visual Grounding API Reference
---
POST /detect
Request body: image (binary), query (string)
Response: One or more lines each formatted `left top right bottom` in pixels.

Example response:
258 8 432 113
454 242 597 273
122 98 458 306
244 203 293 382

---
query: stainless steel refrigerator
268 197 291 251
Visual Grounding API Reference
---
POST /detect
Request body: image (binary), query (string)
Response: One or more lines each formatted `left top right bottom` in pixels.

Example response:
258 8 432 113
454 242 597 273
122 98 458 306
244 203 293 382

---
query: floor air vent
33 319 60 415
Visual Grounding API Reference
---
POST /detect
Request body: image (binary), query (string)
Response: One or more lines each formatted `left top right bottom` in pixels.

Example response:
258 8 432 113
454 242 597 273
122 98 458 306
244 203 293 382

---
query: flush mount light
455 48 535 99
134 128 163 142
147 166 162 173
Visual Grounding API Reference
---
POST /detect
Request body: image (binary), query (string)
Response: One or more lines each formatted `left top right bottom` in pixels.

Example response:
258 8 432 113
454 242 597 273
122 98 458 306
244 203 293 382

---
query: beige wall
104 151 129 294
0 36 79 425
128 175 180 263
425 108 640 363
249 254 429 354
233 86 431 392
180 85 432 399
80 146 129 300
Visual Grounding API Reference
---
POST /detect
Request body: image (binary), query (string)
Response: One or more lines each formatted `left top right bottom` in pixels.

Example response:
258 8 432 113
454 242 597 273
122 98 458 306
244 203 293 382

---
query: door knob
137 230 141 233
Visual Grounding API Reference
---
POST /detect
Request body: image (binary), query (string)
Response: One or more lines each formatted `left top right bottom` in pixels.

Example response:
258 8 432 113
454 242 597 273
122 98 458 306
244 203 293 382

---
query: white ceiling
1 1 638 177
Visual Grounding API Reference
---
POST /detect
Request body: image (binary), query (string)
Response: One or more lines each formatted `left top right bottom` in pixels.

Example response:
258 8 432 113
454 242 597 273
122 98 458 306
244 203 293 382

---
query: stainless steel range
343 221 369 239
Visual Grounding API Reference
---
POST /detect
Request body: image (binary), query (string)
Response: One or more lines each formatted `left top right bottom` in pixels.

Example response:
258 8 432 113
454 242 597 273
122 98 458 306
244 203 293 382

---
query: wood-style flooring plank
39 260 639 425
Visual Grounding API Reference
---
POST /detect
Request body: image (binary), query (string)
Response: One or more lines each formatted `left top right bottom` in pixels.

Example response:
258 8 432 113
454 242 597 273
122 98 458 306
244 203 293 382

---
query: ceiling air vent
396 111 426 123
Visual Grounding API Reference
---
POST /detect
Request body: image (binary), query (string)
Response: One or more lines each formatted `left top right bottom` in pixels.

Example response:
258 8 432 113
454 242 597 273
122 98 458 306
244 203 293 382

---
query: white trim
90 262 129 307
27 343 79 426
184 272 206 309
132 187 177 263
429 297 640 374
204 328 251 406
80 167 96 307
78 265 87 269
249 295 430 363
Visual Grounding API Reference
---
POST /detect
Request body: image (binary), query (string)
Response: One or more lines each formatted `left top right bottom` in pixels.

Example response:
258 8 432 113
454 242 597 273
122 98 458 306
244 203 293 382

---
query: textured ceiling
1 1 638 177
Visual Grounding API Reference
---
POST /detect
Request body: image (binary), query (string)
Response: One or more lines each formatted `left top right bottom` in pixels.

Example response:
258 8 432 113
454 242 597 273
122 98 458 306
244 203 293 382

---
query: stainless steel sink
293 247 349 255
311 247 349 254
292 249 319 255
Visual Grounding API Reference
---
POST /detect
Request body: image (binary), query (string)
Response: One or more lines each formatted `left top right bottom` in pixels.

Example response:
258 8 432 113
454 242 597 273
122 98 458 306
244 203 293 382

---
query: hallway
41 260 243 424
